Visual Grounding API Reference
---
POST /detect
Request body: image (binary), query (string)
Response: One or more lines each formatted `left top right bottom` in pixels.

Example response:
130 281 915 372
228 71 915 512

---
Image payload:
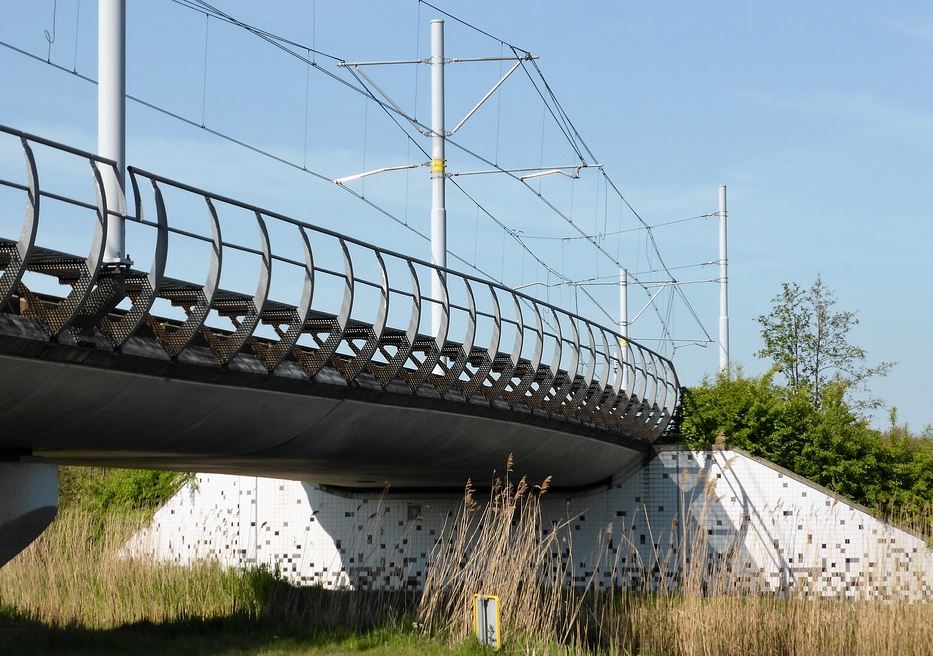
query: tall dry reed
418 459 590 647
417 458 933 655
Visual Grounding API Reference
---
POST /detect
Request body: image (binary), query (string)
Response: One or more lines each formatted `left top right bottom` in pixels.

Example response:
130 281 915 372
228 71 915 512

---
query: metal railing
0 124 679 442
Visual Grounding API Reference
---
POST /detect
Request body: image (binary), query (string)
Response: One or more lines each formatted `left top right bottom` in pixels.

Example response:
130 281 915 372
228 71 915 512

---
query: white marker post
718 185 729 375
430 19 447 338
98 0 127 265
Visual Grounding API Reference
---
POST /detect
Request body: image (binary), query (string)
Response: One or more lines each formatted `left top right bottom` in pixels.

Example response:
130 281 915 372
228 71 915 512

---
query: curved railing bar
651 352 678 434
253 226 316 372
526 304 561 410
640 347 662 431
391 260 424 388
336 250 389 381
605 338 631 429
0 137 39 309
662 359 679 415
294 235 354 378
205 211 272 365
528 301 547 402
369 259 420 386
626 343 652 435
369 253 391 364
657 359 680 433
633 343 651 405
564 322 598 419
434 276 475 395
582 326 607 424
402 266 449 391
485 290 523 402
607 328 628 430
152 193 222 357
504 298 543 406
645 355 667 432
596 328 613 393
611 333 625 397
604 328 627 430
425 271 453 393
459 281 499 399
614 341 643 426
100 170 168 346
548 315 581 415
477 284 504 401
587 327 616 427
604 346 634 428
34 159 109 337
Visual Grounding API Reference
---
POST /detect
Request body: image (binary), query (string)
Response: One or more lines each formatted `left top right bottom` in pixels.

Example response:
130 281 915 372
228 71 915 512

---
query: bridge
0 125 679 494
0 3 685 569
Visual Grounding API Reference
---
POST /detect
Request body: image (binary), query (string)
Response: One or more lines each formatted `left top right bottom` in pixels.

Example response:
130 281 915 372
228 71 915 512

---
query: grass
0 503 486 655
0 508 409 654
1 462 931 655
0 612 484 656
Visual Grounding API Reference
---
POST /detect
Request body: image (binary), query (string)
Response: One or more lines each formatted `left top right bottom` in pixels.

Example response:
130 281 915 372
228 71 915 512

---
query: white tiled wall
125 450 932 600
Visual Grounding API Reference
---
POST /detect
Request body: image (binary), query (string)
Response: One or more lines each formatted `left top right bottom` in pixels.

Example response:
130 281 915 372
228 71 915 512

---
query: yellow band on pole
431 158 446 173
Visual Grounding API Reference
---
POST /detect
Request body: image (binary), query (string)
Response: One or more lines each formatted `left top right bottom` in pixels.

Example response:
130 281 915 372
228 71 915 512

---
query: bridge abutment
0 458 58 567
125 449 933 600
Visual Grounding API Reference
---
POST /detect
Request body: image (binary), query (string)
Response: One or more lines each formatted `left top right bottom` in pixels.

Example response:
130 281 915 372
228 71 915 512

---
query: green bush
680 370 933 522
59 467 191 513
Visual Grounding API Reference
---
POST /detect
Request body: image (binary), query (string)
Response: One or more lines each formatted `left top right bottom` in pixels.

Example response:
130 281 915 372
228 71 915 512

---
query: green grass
0 610 491 655
0 502 498 656
58 466 192 513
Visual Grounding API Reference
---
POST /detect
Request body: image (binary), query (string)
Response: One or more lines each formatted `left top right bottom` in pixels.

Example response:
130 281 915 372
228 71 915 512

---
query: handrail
128 165 678 370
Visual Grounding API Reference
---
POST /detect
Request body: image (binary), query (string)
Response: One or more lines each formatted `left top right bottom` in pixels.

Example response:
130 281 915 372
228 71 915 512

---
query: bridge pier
0 458 58 567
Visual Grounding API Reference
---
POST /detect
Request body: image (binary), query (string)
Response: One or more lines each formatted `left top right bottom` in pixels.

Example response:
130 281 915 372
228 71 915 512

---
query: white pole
718 184 729 375
619 267 629 390
98 0 127 265
430 19 446 337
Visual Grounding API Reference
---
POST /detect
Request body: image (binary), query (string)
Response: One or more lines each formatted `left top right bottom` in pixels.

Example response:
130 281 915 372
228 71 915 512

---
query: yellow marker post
473 593 501 650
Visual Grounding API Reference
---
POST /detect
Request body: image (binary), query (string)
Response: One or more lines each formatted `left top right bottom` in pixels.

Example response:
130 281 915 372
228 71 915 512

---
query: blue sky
1 1 931 429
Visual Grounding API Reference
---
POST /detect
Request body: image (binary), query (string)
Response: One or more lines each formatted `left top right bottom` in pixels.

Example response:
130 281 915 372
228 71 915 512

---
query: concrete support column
0 459 58 567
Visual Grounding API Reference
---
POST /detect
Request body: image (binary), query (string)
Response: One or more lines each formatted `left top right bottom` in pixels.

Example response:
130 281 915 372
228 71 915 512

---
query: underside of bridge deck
0 313 648 490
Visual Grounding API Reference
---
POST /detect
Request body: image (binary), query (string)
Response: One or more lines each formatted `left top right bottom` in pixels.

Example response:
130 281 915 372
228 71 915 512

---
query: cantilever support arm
631 283 668 325
346 65 425 132
333 164 422 186
448 60 522 135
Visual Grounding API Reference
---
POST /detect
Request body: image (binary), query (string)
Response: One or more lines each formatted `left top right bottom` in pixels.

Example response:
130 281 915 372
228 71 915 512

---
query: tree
680 368 814 465
680 372 932 524
756 275 892 410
